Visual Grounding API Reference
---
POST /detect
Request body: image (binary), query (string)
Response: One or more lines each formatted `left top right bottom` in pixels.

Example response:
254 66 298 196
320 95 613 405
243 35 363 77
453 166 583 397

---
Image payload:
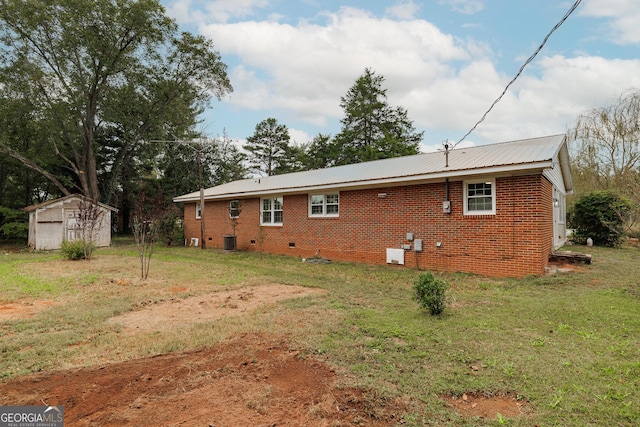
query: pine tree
332 68 423 165
244 118 291 176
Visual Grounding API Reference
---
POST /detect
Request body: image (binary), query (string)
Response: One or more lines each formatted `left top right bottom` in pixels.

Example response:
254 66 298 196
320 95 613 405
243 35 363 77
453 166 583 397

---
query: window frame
554 189 566 224
260 196 283 226
463 178 496 215
229 199 240 219
308 192 340 218
195 202 202 219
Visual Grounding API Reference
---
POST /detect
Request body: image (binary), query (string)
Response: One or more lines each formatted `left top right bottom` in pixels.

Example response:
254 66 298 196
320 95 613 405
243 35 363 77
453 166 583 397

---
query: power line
454 0 583 147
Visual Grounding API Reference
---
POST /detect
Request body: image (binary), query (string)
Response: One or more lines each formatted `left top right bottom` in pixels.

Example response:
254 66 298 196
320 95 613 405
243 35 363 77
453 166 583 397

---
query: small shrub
60 240 92 260
413 271 449 315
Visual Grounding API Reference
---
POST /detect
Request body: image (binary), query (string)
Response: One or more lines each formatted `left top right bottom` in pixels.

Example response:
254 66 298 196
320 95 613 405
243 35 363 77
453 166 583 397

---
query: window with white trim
195 202 202 219
464 179 496 215
261 197 283 225
309 193 339 217
229 200 240 218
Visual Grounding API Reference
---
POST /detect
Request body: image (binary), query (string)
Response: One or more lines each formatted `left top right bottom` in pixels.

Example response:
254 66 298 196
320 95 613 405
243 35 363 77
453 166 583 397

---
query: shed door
66 211 82 241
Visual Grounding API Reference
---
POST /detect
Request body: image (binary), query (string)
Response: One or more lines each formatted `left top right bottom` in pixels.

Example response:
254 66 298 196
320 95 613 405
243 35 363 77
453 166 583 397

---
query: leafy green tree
0 88 70 206
244 118 291 176
332 68 423 165
158 132 247 199
569 191 631 247
0 0 232 204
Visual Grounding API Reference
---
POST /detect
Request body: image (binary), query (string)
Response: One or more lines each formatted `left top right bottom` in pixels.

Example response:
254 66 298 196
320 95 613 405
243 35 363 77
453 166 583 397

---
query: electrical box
442 200 451 214
406 232 414 241
401 244 411 250
414 239 422 252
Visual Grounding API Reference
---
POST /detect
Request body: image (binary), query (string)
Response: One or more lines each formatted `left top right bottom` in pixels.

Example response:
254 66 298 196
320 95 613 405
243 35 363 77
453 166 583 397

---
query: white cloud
164 0 270 24
454 55 640 142
438 0 485 15
288 128 312 145
194 3 640 146
164 0 199 25
203 8 471 128
580 0 640 44
385 0 421 20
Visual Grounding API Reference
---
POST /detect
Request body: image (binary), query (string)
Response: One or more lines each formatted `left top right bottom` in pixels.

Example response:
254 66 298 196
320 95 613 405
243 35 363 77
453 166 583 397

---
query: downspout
512 175 516 259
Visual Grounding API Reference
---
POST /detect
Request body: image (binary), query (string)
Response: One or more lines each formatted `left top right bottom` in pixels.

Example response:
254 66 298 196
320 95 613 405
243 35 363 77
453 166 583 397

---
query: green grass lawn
0 241 638 426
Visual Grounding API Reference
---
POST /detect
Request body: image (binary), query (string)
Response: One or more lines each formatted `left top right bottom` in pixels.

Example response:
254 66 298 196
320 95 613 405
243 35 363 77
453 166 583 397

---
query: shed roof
173 134 572 202
24 194 118 212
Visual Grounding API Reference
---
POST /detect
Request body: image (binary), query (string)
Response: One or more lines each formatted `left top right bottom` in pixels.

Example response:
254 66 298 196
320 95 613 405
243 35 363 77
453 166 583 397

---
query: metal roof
173 134 570 202
24 194 118 212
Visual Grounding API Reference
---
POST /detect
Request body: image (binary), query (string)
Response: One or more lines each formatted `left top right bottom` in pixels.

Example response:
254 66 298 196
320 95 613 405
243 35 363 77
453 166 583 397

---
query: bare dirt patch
442 391 530 420
0 300 57 321
0 284 404 425
108 284 326 333
0 333 402 426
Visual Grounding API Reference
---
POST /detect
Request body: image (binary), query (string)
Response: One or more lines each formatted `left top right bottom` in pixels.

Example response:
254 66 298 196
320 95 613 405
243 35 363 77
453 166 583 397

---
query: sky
160 0 640 152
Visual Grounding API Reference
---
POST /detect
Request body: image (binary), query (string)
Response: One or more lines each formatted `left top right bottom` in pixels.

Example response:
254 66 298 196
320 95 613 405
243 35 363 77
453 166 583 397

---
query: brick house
173 135 573 277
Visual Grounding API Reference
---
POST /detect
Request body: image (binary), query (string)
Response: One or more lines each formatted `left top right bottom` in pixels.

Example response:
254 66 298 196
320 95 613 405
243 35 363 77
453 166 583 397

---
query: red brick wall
181 174 554 277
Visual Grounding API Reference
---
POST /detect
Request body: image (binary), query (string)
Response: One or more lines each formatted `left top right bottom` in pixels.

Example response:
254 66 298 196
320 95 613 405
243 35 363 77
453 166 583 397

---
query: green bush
1 222 28 240
569 191 631 247
413 271 449 316
0 206 28 241
158 216 184 246
60 240 92 260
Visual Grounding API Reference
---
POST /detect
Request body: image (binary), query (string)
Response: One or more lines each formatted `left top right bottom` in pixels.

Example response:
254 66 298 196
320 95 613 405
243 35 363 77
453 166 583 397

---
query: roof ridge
450 134 566 152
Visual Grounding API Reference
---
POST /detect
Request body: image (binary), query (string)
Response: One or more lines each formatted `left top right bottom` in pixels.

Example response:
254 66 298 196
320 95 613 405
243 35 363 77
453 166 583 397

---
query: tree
569 191 631 247
0 0 232 204
275 142 307 175
75 199 105 261
570 90 640 202
243 118 291 176
0 88 69 206
332 68 423 165
210 130 248 185
158 135 246 202
131 190 175 279
300 134 335 170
